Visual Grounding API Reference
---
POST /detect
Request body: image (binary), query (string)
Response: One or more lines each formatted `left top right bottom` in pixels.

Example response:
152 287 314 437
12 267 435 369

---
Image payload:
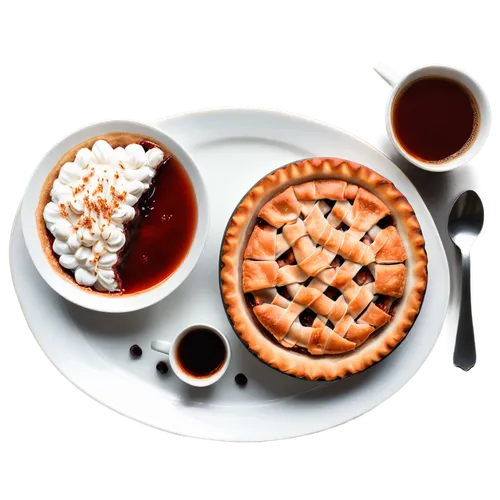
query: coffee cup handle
151 340 172 355
373 62 400 88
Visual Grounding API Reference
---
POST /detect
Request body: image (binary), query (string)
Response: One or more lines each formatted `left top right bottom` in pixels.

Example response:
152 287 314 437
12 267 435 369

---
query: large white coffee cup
374 62 491 172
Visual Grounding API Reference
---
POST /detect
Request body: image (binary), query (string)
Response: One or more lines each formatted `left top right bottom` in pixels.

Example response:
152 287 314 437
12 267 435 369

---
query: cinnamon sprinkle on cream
72 184 85 196
59 203 69 219
78 216 93 230
91 183 104 197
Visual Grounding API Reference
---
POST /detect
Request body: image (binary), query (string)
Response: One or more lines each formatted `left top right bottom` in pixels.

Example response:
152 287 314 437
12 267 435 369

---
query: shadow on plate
176 383 217 405
65 300 162 339
63 274 195 341
380 138 475 231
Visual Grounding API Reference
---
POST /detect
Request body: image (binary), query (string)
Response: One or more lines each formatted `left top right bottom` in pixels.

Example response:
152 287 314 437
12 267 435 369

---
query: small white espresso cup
374 62 491 172
151 324 231 387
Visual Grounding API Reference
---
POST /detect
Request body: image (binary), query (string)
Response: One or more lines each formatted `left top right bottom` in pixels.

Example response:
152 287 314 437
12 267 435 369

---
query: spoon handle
453 252 476 371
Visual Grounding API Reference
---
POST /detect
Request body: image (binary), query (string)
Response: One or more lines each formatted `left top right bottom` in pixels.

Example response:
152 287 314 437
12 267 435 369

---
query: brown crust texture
220 158 428 381
36 132 173 294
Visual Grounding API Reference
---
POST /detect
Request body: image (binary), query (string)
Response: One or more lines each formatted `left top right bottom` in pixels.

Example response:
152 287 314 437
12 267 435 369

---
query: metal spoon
448 190 484 371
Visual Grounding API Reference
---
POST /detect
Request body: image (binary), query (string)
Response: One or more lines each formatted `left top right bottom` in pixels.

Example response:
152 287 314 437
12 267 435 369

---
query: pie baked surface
220 158 428 381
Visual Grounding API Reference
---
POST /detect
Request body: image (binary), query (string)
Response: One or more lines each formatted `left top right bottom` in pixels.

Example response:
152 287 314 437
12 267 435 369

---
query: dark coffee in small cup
391 76 479 164
177 328 227 378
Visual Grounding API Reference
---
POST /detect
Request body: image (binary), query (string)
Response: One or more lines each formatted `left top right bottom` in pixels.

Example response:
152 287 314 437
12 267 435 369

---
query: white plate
10 108 450 441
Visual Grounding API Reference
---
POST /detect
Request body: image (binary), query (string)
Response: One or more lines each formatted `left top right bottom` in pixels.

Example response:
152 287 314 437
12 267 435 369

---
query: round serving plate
10 108 450 441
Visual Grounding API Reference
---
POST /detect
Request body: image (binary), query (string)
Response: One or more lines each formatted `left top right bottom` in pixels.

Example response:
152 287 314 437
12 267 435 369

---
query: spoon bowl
448 190 484 251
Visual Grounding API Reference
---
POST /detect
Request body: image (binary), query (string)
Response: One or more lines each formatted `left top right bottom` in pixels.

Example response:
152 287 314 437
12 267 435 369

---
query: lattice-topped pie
221 158 427 380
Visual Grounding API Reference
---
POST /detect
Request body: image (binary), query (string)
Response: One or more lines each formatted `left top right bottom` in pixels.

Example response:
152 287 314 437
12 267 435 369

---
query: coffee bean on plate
235 373 248 386
156 361 169 374
129 344 143 358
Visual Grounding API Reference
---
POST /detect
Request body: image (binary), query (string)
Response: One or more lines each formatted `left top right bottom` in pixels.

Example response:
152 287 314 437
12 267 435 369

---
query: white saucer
10 108 450 441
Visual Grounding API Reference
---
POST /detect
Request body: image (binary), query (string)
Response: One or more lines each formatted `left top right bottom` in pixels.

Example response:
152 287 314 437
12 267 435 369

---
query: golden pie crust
220 158 428 381
36 132 172 294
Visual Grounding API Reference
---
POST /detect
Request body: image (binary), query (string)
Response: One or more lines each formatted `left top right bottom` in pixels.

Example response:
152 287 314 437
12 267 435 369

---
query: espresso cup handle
151 340 172 355
373 62 400 87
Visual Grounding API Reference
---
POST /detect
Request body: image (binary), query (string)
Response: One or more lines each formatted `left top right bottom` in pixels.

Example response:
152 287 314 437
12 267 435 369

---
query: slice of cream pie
37 133 169 293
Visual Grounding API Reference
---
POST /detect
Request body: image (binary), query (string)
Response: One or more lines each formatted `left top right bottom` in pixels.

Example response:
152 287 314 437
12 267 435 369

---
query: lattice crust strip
242 180 407 355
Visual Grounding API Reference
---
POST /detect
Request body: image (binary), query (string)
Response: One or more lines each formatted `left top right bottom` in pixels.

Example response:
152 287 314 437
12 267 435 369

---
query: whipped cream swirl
43 140 164 291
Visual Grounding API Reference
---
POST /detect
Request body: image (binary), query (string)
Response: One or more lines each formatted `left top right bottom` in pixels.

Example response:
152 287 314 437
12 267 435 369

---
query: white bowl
21 120 209 313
